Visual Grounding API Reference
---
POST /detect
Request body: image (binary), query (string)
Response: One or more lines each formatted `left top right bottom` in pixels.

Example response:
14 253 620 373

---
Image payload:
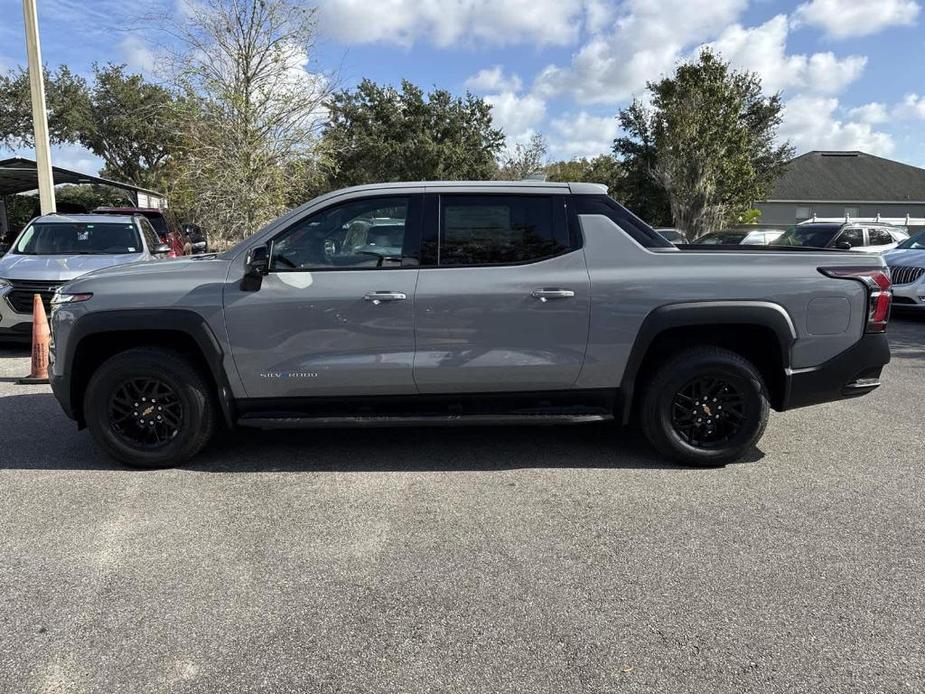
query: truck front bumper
891 281 925 309
781 332 891 410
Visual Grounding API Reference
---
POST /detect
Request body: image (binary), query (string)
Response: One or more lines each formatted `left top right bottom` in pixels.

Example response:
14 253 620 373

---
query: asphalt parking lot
1 318 923 694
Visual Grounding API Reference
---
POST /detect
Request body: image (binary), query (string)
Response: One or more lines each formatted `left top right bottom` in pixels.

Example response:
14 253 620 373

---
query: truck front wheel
83 347 216 468
641 346 770 467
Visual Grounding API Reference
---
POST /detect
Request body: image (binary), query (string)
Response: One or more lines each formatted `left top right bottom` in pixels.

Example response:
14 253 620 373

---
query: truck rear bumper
781 332 890 410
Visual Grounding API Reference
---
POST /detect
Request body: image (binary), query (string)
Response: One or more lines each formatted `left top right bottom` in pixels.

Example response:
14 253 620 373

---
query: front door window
270 197 410 271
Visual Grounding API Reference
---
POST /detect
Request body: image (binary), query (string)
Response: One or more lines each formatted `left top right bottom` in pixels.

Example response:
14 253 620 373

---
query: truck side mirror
152 243 172 256
245 245 270 276
835 241 852 250
242 244 270 291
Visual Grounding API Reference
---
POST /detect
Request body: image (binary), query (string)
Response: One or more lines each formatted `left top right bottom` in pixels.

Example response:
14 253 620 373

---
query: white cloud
549 112 619 159
704 15 866 95
792 0 920 38
5 144 105 177
464 67 522 94
583 0 615 34
52 144 104 175
848 102 890 124
119 35 159 75
534 0 747 104
894 93 925 120
318 0 584 48
484 91 547 145
780 96 895 156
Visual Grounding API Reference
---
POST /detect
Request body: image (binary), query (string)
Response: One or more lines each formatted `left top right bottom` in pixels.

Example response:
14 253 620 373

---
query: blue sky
2 0 924 175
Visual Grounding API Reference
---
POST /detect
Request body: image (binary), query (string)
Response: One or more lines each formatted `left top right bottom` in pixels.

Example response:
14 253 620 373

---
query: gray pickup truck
47 182 892 468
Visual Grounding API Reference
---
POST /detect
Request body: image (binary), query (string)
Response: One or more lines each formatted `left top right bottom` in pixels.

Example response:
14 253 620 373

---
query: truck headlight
0 278 10 291
50 291 93 305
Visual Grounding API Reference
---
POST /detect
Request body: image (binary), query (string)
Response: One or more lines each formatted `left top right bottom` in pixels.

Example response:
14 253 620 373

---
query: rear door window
438 194 569 266
836 228 864 248
867 227 893 245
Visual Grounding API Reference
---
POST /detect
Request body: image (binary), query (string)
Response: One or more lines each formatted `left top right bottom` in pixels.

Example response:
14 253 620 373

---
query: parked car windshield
897 230 925 250
774 223 841 248
694 231 747 244
14 221 142 255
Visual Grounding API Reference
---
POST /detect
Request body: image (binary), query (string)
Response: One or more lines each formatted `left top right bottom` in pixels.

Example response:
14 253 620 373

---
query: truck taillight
820 267 892 333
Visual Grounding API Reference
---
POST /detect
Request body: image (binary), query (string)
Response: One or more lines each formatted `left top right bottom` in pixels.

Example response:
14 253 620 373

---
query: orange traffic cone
18 293 50 385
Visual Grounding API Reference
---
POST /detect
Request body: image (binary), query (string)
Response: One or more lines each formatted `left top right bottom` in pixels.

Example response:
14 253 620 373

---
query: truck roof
309 181 609 196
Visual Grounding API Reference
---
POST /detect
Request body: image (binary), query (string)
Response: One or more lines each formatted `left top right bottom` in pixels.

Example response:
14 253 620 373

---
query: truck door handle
364 291 407 305
531 288 575 302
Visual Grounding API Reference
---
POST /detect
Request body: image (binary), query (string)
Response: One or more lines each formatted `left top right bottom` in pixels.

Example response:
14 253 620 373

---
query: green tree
0 65 88 149
546 154 621 192
497 132 547 180
615 50 792 239
0 63 181 189
168 0 332 245
612 102 672 226
77 64 183 188
323 79 504 187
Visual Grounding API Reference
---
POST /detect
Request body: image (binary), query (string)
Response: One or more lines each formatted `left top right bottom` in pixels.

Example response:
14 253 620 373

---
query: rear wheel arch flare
619 302 796 421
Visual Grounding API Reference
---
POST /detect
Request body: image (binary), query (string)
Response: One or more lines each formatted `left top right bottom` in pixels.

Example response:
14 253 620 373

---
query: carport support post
22 0 56 214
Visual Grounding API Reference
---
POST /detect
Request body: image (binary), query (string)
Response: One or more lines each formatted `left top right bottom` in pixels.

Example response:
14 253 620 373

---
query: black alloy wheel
84 347 216 468
108 377 184 449
670 377 746 449
641 346 769 467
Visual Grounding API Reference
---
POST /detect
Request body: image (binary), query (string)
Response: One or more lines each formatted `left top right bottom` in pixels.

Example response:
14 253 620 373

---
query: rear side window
572 195 673 248
868 227 893 245
438 195 570 266
837 228 864 247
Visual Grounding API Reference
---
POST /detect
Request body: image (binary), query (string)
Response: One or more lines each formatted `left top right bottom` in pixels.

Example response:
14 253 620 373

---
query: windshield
774 224 841 248
695 231 747 245
897 230 925 250
14 221 142 255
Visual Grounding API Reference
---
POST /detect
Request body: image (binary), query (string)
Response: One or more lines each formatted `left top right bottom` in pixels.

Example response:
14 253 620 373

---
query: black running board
237 413 613 429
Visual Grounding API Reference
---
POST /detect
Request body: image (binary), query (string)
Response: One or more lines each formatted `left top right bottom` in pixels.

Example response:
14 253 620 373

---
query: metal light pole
22 0 56 214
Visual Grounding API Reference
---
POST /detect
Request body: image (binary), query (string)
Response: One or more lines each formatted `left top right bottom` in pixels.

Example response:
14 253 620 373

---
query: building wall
756 201 925 226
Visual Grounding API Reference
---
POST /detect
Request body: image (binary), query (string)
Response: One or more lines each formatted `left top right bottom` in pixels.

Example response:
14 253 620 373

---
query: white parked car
693 229 785 245
883 230 925 309
0 213 171 341
775 222 908 253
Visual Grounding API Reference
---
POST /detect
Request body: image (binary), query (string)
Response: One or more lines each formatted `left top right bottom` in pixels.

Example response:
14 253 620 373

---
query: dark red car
93 207 191 257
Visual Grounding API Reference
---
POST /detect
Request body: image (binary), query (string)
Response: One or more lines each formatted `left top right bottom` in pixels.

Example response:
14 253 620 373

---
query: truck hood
75 254 223 281
0 253 143 282
883 248 925 267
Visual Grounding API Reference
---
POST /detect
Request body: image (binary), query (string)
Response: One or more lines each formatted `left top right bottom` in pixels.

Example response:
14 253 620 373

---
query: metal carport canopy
0 156 164 202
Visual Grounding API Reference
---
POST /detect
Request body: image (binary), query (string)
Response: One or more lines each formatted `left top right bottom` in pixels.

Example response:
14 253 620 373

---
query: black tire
83 347 216 468
640 346 769 467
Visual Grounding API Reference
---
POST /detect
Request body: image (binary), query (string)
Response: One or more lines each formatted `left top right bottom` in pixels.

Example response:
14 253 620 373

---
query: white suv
0 213 169 341
884 230 925 309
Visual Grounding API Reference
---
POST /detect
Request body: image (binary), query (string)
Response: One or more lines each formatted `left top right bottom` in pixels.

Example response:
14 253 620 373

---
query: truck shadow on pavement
0 392 764 472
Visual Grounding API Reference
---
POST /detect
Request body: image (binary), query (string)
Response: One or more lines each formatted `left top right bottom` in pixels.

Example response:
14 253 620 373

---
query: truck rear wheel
83 347 216 468
641 346 769 467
